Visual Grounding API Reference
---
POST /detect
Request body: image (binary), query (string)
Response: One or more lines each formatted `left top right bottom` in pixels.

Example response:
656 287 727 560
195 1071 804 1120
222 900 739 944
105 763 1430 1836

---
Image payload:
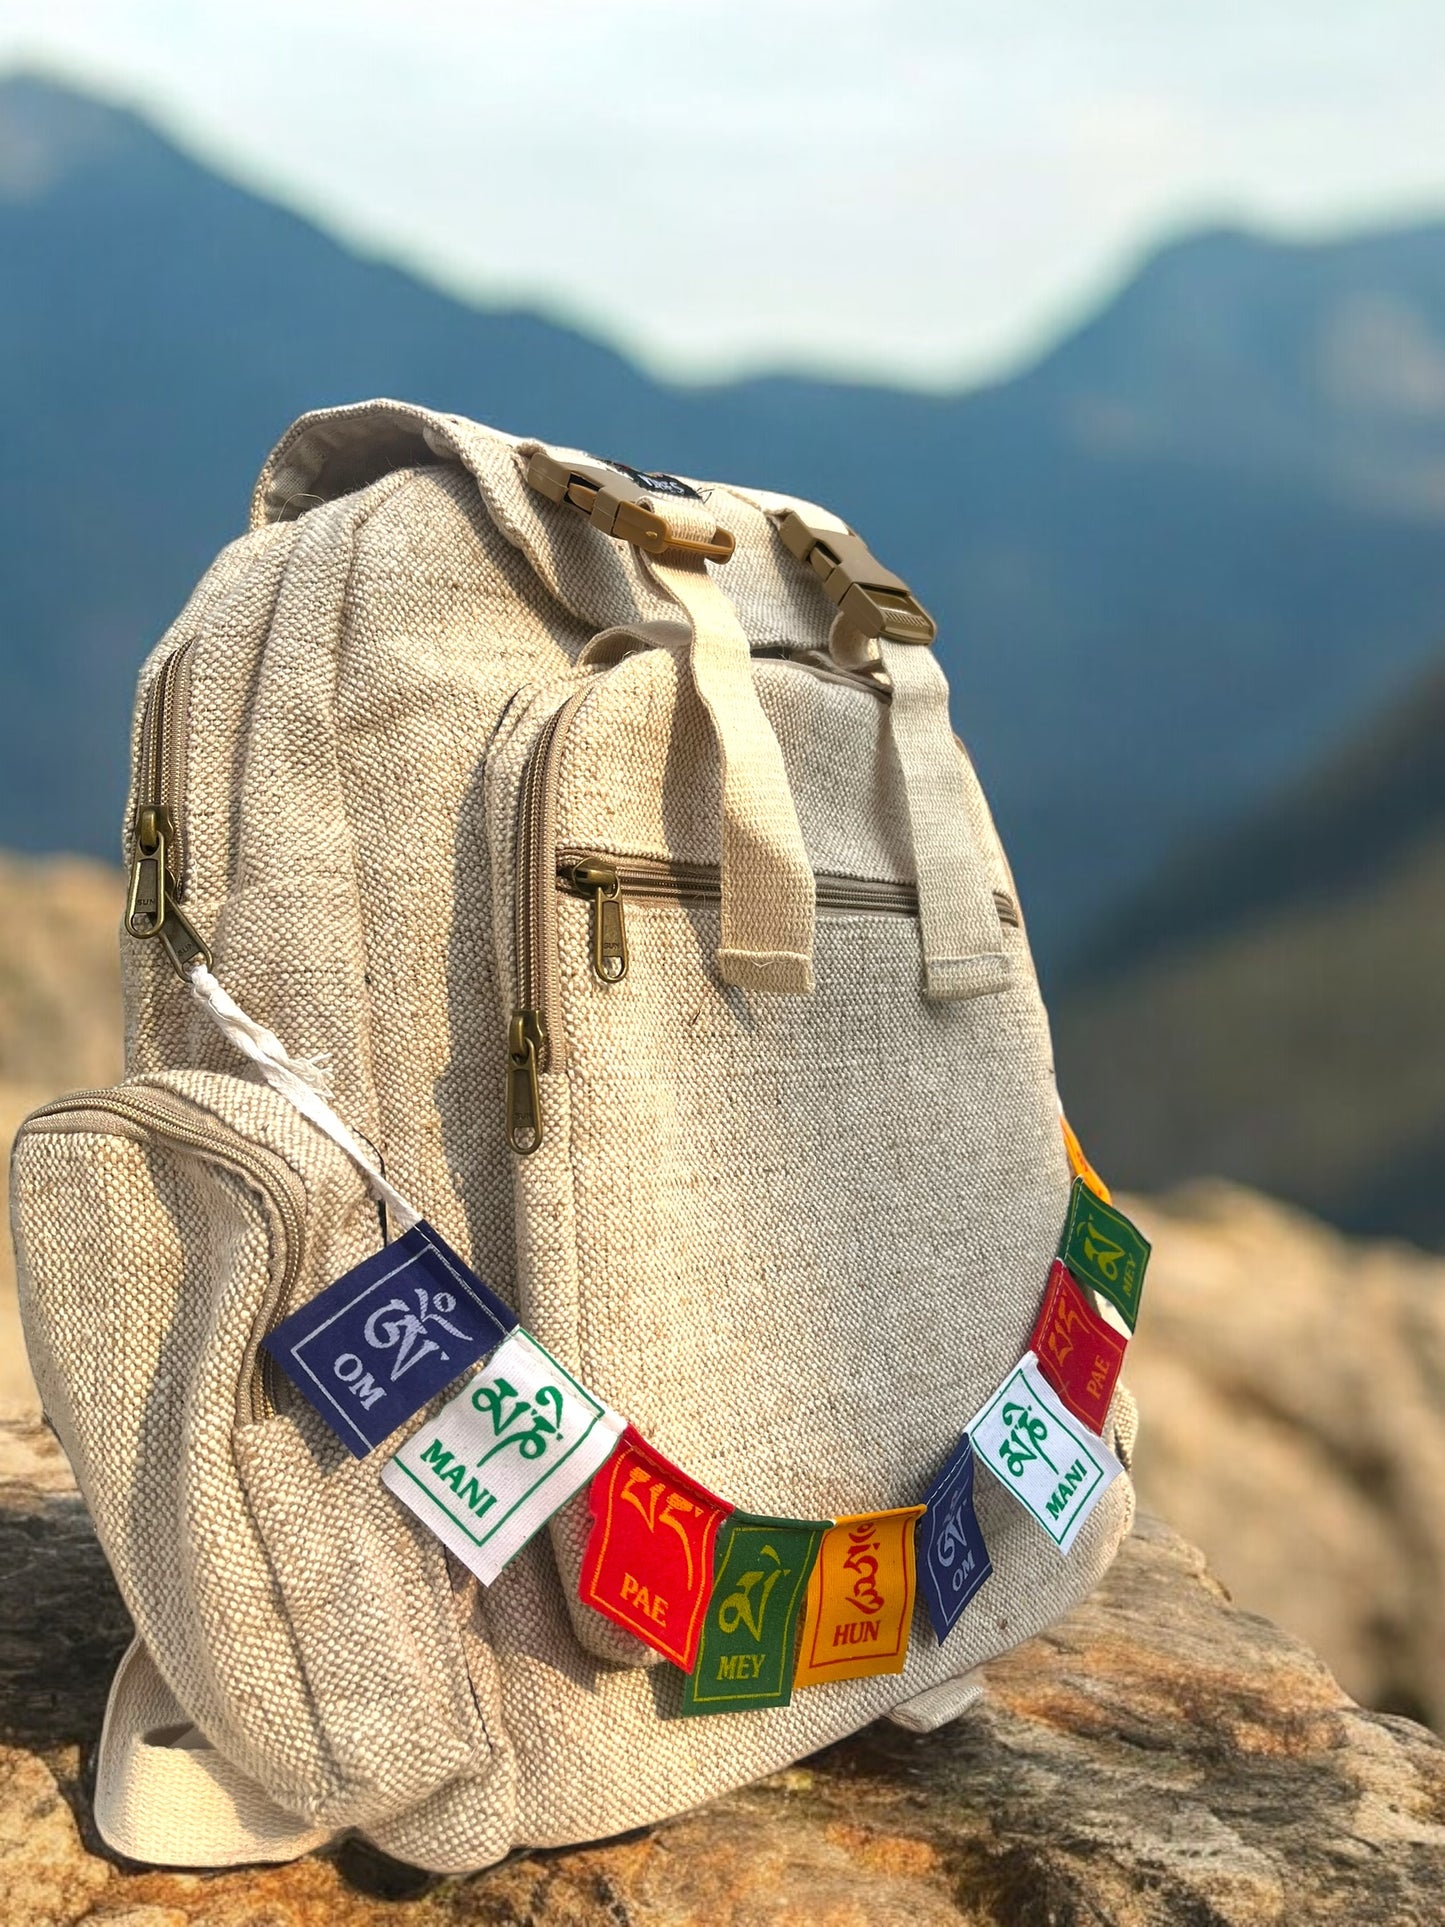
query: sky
2 1 1444 386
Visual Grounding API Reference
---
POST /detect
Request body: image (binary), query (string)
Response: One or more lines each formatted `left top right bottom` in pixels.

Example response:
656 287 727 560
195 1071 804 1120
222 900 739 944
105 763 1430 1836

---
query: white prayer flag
969 1353 1122 1556
383 1329 623 1585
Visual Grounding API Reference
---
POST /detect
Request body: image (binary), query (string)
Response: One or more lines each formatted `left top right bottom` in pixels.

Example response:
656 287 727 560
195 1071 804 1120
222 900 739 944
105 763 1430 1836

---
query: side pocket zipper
23 1086 306 1423
124 638 211 977
505 690 590 1157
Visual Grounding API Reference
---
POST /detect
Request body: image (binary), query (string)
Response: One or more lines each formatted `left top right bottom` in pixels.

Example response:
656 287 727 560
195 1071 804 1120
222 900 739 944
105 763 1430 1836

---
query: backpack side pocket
10 1070 513 1853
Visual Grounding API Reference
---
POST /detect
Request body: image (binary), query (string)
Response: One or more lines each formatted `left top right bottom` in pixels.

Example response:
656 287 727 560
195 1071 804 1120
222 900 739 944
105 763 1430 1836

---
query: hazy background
3 3 1445 1722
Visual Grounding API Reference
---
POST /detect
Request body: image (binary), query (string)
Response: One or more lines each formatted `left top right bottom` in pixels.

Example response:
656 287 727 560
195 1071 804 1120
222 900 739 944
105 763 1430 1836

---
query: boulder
2 1417 1443 1925
1124 1181 1445 1728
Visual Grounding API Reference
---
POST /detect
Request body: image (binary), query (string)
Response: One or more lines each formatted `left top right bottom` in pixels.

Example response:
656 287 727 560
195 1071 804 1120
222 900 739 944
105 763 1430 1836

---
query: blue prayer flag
261 1221 516 1456
917 1432 992 1642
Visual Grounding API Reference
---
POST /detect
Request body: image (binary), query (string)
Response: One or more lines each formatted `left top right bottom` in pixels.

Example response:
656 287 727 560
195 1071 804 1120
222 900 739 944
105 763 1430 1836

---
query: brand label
1061 1114 1112 1203
1057 1180 1150 1330
579 1427 731 1670
969 1355 1122 1555
595 455 702 501
917 1434 992 1642
793 1506 924 1688
682 1511 828 1717
261 1221 517 1456
382 1330 623 1584
1029 1260 1127 1435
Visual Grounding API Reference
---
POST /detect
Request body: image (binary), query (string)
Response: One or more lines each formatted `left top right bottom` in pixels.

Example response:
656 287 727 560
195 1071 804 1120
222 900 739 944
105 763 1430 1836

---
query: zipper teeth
516 692 589 1069
157 652 182 880
555 850 1020 926
28 1087 306 1424
137 639 197 887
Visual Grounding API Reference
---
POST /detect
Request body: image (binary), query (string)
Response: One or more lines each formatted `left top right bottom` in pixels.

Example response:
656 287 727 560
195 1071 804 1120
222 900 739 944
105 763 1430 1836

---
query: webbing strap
744 487 1009 1002
94 1639 332 1868
875 638 1009 1001
637 497 816 996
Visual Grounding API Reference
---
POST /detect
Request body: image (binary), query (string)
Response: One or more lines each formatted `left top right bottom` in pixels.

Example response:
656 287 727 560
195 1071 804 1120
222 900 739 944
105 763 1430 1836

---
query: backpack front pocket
11 1070 510 1840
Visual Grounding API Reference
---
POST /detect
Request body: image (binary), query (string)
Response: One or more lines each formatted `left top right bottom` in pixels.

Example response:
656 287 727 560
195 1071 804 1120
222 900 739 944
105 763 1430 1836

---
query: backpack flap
251 400 837 653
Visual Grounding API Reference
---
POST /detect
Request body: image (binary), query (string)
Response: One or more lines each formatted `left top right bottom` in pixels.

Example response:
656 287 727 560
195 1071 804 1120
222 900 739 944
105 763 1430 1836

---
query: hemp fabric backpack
10 400 1137 1872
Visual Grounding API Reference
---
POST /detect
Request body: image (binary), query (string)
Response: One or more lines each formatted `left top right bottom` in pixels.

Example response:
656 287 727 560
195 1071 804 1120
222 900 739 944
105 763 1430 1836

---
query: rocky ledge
3 1415 1444 1927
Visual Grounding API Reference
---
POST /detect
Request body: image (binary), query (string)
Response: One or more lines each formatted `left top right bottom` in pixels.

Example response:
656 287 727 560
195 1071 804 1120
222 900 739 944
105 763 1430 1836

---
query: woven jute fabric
11 401 1134 1873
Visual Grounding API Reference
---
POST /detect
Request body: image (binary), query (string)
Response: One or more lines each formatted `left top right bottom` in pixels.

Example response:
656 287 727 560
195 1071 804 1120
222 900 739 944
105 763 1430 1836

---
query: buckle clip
526 451 735 563
776 511 936 644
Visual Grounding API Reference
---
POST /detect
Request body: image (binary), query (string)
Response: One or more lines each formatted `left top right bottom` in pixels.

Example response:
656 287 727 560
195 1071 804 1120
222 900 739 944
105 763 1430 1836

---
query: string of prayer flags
1060 1115 1112 1204
970 1354 1123 1556
1029 1261 1127 1436
580 1427 731 1670
262 1220 517 1457
383 1329 623 1584
1057 1180 1150 1330
351 1175 1139 1693
794 1507 925 1688
917 1434 993 1642
682 1511 829 1717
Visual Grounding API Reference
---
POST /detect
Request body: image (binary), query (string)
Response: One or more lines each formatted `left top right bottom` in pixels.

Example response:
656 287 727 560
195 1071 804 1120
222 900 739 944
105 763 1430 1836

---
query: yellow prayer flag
794 1506 925 1688
1061 1114 1112 1204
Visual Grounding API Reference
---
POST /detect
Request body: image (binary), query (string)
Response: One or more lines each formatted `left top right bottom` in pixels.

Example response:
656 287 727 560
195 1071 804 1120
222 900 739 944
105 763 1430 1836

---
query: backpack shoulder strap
94 1638 332 1868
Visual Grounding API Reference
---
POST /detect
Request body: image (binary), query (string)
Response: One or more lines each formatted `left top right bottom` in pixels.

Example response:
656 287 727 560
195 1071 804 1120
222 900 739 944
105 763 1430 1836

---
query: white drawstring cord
186 963 421 1232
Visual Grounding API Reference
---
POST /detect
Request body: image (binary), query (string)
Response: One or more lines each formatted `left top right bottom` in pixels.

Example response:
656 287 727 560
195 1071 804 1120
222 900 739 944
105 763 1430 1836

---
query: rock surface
3 1418 1444 1926
1124 1181 1445 1729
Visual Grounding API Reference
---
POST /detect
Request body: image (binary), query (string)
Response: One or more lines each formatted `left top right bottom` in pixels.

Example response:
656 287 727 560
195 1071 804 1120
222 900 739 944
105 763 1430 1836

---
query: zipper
506 690 590 1156
504 684 1025 1158
25 1085 306 1424
557 851 1021 987
124 641 210 976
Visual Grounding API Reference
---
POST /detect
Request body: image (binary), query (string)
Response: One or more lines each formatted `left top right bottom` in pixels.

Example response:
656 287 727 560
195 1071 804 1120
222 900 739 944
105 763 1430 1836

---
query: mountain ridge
6 71 1445 967
1055 647 1445 1246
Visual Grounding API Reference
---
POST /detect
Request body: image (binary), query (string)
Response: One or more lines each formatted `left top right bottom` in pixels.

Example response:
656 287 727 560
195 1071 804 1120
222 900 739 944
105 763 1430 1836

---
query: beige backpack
10 401 1137 1872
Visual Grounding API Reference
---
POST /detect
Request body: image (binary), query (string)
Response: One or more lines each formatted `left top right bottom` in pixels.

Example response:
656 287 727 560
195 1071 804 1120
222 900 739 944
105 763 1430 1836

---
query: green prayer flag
1057 1179 1150 1330
681 1509 828 1717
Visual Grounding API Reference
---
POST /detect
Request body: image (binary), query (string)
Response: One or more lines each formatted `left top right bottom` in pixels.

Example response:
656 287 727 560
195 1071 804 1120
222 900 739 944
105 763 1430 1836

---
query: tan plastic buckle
526 450 735 562
776 511 936 644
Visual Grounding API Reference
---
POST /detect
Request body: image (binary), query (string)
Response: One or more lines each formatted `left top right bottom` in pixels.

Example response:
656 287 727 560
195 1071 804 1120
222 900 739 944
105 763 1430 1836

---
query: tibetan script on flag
1057 1180 1150 1331
1029 1260 1127 1435
262 1220 516 1457
970 1354 1122 1556
580 1427 731 1670
1060 1114 1112 1204
917 1433 992 1642
383 1329 622 1584
682 1511 827 1717
794 1506 924 1688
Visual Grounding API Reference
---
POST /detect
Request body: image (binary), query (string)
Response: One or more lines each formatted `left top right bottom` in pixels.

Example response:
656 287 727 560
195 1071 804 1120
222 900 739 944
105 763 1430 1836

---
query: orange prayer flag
1060 1114 1112 1204
794 1506 924 1688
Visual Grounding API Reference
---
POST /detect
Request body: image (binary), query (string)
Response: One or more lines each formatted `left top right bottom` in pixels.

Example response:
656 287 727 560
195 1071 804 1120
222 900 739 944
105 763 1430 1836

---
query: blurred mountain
6 70 1445 964
1054 654 1445 1247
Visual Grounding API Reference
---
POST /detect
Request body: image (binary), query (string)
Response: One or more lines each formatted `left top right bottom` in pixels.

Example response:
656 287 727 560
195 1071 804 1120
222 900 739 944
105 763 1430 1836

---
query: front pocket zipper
124 638 211 976
24 1085 306 1423
503 694 1024 1157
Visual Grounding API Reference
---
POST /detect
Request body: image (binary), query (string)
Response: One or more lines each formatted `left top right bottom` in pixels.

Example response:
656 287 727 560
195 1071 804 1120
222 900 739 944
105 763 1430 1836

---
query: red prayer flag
579 1426 731 1670
1029 1259 1127 1435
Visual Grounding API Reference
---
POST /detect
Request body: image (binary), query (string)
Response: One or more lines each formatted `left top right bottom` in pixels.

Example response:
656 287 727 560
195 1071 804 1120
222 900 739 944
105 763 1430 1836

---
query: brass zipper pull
569 858 629 984
125 803 213 976
158 902 212 976
125 804 171 939
505 1010 545 1155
